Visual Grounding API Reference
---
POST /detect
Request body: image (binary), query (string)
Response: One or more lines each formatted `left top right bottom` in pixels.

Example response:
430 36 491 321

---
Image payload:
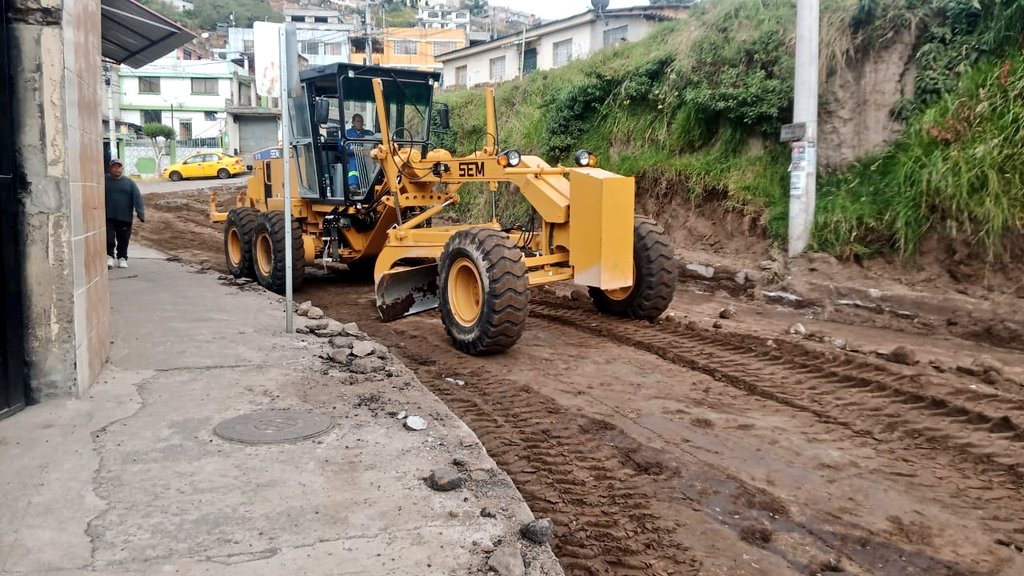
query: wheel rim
255 232 274 277
603 264 637 301
227 227 243 267
449 257 483 327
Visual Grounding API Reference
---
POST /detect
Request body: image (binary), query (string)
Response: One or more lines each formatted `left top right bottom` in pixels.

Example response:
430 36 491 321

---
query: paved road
137 174 251 194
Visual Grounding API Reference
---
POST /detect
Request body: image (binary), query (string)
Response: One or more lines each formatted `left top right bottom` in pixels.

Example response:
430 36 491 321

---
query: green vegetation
138 0 282 31
439 0 1024 261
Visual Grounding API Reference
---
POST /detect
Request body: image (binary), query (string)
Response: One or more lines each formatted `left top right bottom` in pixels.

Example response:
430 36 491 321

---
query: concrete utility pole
365 0 373 66
787 0 819 257
280 25 295 333
103 63 116 159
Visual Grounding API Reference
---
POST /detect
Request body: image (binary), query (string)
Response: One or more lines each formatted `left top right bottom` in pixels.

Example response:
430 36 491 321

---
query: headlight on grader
498 149 522 168
574 149 597 167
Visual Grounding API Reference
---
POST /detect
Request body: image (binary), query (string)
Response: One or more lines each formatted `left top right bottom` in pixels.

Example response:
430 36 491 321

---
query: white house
417 6 471 30
119 52 243 144
283 7 355 67
436 5 688 88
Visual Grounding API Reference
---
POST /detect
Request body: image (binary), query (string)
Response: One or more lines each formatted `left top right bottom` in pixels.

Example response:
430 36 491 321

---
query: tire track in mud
409 355 704 576
531 297 1024 486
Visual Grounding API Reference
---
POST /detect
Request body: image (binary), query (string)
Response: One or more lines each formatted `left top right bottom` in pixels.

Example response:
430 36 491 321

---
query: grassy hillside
438 0 1024 261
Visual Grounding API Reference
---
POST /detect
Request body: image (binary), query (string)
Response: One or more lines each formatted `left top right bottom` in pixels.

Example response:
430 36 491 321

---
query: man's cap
109 158 123 166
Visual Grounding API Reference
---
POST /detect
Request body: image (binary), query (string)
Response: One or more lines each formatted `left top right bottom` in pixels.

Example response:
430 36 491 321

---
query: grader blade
375 264 440 322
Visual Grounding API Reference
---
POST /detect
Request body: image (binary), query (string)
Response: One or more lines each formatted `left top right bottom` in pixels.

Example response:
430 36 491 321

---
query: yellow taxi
163 152 247 181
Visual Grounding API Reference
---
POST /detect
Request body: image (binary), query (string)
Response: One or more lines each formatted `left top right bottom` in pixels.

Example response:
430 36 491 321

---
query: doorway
0 0 28 418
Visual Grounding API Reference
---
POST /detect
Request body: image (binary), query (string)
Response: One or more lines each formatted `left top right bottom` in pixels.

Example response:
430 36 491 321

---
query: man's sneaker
107 256 115 269
117 258 128 269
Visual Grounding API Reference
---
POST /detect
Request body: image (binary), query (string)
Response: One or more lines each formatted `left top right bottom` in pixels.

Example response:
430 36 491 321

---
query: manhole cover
214 410 334 444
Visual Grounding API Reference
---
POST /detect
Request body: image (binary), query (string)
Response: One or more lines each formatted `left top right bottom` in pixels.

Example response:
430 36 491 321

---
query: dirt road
138 189 1024 576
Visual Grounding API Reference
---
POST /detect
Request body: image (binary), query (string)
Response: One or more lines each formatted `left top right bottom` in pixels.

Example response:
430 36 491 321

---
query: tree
465 0 488 17
142 123 176 176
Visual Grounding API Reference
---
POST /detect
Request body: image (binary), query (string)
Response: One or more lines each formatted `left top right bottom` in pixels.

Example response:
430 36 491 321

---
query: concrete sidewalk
0 249 562 575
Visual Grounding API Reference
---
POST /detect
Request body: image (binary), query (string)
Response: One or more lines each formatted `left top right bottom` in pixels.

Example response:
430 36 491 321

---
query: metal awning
101 0 195 69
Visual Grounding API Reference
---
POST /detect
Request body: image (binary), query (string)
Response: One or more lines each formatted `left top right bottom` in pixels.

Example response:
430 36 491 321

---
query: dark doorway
0 0 28 419
523 48 537 75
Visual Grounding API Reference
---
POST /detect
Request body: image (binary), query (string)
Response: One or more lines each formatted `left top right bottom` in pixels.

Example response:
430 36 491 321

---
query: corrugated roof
101 0 195 69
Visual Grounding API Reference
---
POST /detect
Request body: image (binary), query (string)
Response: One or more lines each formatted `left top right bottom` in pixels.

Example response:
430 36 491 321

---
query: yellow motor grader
210 63 675 354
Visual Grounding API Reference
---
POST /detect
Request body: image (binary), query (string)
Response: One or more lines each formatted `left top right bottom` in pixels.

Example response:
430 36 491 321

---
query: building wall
440 14 671 88
8 0 109 399
120 59 235 143
352 27 466 71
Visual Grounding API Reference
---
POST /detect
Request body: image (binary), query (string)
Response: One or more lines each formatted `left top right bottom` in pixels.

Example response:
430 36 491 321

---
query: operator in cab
345 114 374 142
341 114 375 190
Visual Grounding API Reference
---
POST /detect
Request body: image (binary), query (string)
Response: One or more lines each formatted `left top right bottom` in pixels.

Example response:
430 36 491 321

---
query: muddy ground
135 188 1024 576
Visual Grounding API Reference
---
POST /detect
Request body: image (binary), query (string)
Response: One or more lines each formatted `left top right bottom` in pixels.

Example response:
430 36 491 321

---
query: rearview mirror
437 103 450 131
314 98 330 125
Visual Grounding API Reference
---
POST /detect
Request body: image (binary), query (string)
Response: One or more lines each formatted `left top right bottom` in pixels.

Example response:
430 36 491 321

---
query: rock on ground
328 336 357 349
685 263 715 279
297 300 312 316
719 306 737 320
426 467 465 492
350 357 385 374
974 355 1005 376
788 323 807 336
405 415 428 431
520 518 555 545
352 340 376 357
328 349 351 365
306 306 325 320
342 322 365 337
487 542 525 576
887 345 918 366
315 320 345 338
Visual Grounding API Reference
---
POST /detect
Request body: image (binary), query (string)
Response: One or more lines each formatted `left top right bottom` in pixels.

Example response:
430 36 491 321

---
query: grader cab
211 63 676 354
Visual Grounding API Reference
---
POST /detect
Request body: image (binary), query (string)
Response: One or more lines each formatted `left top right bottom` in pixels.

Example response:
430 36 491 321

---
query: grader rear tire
589 215 676 320
224 208 258 279
439 229 528 355
252 211 305 294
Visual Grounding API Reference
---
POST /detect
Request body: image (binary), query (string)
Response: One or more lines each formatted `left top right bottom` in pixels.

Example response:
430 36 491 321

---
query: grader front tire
439 229 528 355
589 215 676 320
224 208 258 279
252 211 305 295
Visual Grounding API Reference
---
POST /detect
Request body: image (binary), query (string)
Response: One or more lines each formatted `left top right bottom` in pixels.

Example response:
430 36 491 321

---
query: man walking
104 158 144 269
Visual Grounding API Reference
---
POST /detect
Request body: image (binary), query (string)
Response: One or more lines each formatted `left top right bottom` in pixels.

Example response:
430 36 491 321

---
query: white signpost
254 22 300 333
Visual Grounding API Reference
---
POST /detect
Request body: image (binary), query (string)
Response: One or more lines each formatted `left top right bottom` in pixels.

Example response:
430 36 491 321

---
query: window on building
205 111 218 121
393 40 418 55
243 40 254 53
290 15 303 22
300 41 321 55
489 56 506 82
191 78 219 95
142 110 162 125
427 11 439 18
324 42 343 56
603 25 629 47
553 39 573 67
138 77 160 94
455 65 467 86
179 120 192 140
433 41 458 56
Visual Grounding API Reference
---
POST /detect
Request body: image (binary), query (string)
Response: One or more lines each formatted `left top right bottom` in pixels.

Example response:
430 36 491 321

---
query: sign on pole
253 22 280 97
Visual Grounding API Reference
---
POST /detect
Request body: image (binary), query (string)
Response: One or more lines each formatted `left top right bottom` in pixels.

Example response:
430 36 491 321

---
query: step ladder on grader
210 63 676 354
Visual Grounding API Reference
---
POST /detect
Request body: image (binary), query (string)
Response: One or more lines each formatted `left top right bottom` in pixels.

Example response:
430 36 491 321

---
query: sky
487 0 646 22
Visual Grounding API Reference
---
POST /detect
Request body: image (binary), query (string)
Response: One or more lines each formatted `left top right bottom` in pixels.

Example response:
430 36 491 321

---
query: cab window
184 155 204 164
